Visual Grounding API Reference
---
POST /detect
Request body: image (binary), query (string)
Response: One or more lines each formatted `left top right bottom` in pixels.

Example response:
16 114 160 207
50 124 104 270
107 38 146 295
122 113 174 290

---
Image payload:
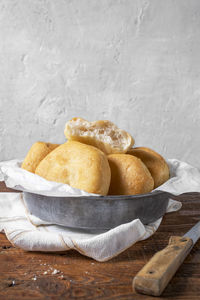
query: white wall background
0 0 200 166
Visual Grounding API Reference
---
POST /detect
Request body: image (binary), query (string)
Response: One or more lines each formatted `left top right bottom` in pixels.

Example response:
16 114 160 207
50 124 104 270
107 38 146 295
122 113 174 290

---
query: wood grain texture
0 181 200 299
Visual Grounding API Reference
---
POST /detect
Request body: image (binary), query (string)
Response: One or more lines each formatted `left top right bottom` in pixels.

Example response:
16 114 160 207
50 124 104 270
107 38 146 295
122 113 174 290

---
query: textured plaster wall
0 0 200 166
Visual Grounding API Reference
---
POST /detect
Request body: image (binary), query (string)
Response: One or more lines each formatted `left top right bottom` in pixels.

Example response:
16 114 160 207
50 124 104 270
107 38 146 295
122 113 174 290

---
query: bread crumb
52 269 60 275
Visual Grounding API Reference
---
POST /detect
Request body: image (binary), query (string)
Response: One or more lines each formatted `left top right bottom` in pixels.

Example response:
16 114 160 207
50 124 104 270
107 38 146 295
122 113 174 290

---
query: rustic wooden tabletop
0 181 200 300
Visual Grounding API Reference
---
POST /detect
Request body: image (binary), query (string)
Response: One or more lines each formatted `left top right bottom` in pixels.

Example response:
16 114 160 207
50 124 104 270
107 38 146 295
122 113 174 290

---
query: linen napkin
0 158 200 261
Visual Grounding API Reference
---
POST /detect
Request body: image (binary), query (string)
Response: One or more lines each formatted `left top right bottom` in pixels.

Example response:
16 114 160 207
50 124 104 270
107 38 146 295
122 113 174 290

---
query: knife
132 221 200 296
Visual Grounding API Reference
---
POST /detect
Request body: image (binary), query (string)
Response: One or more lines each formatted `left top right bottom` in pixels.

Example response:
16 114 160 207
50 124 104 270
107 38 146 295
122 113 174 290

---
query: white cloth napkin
0 158 200 261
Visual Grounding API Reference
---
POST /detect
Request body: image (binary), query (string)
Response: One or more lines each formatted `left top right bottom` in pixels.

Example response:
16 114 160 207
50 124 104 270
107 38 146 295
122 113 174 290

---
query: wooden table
0 181 200 300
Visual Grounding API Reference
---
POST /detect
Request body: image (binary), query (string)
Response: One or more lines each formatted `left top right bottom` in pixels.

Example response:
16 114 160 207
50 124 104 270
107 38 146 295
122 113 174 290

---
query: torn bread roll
35 141 111 195
107 154 154 195
127 147 170 188
64 117 134 155
21 142 60 173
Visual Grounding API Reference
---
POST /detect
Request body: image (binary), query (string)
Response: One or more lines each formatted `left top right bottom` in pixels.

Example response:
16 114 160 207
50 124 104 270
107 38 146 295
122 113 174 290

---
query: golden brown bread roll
107 154 154 195
35 141 111 195
64 117 134 155
21 142 60 173
127 147 170 188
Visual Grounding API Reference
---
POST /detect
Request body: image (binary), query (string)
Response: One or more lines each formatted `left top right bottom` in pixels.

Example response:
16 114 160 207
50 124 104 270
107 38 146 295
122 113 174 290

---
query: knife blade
183 221 200 244
133 221 200 296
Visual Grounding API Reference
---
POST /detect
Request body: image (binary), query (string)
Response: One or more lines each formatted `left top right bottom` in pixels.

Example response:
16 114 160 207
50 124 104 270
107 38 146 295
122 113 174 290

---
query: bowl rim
24 189 170 201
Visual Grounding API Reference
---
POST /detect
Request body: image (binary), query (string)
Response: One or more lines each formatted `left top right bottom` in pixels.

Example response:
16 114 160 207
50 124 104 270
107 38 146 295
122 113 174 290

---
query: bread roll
64 117 134 155
35 141 111 195
107 154 154 195
127 147 170 188
21 142 60 173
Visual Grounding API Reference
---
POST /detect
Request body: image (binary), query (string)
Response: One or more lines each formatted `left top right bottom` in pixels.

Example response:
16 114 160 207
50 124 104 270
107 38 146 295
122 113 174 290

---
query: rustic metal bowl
23 190 171 230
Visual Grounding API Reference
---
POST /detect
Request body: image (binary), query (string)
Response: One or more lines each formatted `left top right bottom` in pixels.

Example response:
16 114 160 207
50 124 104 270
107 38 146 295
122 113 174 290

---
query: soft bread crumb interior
67 118 131 150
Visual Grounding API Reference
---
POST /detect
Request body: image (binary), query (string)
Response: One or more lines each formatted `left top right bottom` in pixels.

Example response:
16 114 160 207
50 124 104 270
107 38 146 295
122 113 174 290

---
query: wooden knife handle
132 236 193 296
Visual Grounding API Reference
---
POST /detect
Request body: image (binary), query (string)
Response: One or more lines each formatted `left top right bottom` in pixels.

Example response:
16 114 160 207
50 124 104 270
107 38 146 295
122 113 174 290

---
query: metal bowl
23 190 171 230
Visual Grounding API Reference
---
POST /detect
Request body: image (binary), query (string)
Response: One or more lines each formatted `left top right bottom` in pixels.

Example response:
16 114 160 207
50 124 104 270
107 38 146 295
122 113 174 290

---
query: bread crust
64 117 134 154
127 147 170 188
107 154 154 195
21 142 60 173
35 141 111 195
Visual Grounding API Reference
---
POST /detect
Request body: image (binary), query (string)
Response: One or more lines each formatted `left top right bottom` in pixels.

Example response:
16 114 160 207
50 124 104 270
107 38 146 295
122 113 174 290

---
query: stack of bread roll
21 118 170 195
